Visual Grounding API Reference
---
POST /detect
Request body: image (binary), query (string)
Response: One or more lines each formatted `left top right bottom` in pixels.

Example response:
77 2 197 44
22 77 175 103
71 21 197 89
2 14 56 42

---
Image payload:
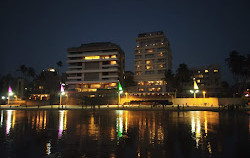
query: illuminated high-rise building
134 31 172 94
66 42 125 93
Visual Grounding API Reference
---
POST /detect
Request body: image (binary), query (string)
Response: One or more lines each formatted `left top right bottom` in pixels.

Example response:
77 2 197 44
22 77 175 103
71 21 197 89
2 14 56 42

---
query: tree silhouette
17 65 28 78
164 69 176 91
225 50 249 96
27 67 36 79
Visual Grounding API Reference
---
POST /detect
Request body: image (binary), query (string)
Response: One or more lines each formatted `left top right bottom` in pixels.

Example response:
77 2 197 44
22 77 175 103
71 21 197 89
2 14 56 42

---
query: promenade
0 104 249 111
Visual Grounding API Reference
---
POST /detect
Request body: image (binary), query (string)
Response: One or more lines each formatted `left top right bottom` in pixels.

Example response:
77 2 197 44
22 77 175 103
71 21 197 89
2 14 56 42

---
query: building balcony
66 80 119 85
67 76 82 80
68 66 82 69
67 52 118 58
66 68 118 74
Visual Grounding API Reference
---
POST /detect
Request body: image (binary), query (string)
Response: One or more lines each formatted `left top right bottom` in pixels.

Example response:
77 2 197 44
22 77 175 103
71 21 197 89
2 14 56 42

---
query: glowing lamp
8 86 13 96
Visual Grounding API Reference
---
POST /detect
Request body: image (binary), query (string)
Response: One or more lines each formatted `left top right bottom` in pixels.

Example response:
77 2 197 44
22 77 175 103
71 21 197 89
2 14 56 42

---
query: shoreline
0 104 249 112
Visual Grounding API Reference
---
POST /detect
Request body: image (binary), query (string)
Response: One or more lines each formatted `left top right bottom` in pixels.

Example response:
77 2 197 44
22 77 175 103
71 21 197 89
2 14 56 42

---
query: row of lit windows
138 80 164 86
135 58 165 65
136 42 165 48
135 70 165 75
136 64 165 70
139 87 162 92
198 69 219 73
78 83 117 92
84 55 117 60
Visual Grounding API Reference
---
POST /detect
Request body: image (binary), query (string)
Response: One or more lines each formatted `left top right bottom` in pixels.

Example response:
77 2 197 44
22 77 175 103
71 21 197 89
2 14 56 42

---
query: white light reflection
58 110 67 139
191 116 195 133
190 112 201 148
46 141 51 155
6 110 13 135
116 110 124 143
0 110 3 127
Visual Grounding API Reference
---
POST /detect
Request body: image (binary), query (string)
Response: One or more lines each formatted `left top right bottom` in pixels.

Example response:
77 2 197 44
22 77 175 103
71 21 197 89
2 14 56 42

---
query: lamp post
202 91 206 106
190 90 199 98
125 92 128 102
202 91 206 99
8 86 14 105
60 84 65 106
190 78 199 98
118 82 123 105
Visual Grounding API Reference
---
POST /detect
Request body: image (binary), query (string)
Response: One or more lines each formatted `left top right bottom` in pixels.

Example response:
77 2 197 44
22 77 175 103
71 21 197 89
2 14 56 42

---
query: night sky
1 0 250 84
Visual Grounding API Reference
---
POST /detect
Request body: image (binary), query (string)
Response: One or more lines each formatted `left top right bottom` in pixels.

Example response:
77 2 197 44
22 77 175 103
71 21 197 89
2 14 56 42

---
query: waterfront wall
121 96 246 106
169 98 245 106
173 98 219 106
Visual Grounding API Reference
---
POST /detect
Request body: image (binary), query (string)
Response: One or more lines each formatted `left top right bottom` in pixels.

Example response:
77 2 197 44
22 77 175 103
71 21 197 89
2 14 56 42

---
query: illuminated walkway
0 104 249 111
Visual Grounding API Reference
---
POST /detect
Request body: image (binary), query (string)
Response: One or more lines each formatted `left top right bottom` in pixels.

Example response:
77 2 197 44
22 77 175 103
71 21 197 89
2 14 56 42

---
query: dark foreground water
0 110 249 158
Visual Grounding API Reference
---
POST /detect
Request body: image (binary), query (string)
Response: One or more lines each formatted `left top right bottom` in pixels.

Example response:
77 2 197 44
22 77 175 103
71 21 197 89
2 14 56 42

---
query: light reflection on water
58 110 67 139
0 110 249 157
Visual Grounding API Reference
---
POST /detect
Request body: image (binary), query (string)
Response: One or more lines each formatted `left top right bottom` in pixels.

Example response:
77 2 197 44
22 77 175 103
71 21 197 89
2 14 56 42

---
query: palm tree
175 63 191 95
56 61 63 74
225 50 248 96
164 69 176 91
17 65 27 78
27 67 36 79
225 50 245 83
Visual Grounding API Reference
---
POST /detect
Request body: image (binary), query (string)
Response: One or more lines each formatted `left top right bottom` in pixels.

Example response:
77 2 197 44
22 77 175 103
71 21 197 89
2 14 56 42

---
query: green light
118 82 123 91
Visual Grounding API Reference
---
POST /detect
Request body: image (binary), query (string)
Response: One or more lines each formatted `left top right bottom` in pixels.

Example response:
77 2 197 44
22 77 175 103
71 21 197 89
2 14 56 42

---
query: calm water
0 110 249 158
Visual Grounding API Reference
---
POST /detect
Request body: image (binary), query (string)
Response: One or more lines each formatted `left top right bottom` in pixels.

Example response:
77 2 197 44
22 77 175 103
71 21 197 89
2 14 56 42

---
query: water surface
0 110 249 158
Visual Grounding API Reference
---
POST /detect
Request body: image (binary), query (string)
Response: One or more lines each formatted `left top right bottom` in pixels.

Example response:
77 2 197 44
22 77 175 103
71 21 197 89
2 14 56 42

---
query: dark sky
1 0 250 84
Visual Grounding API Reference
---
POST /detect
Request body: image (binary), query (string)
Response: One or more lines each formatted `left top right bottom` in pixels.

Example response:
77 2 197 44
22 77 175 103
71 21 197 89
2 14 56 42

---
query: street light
60 84 66 106
118 82 123 105
125 92 128 102
190 78 199 98
202 91 206 99
190 90 199 98
8 86 14 105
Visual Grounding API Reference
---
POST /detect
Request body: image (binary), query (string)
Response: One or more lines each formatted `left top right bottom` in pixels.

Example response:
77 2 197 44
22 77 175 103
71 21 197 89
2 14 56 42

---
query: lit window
146 49 153 53
199 74 203 78
39 86 43 90
90 84 101 89
110 83 117 87
198 71 200 73
148 88 157 92
82 88 97 92
138 81 144 86
159 64 164 68
111 55 117 58
103 56 109 59
146 60 151 64
85 56 100 60
136 72 142 75
155 81 163 85
136 65 141 70
111 61 117 65
214 69 218 73
88 89 97 92
146 65 153 70
197 80 200 83
146 81 154 85
205 70 209 73
159 52 163 57
139 88 144 92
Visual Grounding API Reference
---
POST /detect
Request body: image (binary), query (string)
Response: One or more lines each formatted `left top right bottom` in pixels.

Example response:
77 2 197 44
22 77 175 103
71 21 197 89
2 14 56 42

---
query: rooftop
67 42 124 53
138 31 164 38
